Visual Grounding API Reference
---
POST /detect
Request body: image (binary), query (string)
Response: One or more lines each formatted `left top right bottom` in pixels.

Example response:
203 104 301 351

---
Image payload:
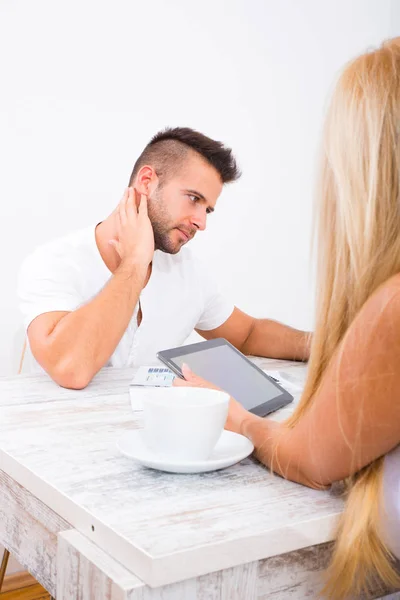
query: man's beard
147 188 194 254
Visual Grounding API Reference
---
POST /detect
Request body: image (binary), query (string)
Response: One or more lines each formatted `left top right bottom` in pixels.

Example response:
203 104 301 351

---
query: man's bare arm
197 307 311 361
28 263 146 389
28 189 154 389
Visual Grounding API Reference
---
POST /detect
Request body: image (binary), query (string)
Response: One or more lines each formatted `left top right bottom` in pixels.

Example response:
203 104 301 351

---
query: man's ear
134 165 159 196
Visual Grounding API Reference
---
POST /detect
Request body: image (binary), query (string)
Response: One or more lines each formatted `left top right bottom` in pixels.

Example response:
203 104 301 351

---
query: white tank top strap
382 445 400 560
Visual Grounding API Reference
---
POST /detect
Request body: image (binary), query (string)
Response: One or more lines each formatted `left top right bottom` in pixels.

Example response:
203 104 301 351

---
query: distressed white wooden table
0 358 395 599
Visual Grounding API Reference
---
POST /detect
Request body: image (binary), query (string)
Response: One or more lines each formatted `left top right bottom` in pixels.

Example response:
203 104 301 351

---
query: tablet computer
157 338 293 417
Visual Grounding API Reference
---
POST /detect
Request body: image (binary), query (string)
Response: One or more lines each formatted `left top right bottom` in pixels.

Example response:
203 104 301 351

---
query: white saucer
116 429 254 474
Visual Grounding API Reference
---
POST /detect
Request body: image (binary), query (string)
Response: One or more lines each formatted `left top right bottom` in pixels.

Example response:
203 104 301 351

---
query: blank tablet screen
165 343 287 412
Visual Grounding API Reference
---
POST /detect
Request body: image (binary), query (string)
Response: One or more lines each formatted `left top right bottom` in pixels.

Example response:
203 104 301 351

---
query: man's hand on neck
96 187 155 277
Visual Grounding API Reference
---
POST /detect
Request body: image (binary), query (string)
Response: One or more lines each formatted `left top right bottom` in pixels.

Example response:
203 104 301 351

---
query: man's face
147 154 223 254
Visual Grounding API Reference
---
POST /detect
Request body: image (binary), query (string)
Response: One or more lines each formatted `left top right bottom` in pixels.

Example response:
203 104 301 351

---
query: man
18 127 310 389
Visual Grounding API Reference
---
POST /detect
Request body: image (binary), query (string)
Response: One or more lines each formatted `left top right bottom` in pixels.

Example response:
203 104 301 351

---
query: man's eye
188 195 198 203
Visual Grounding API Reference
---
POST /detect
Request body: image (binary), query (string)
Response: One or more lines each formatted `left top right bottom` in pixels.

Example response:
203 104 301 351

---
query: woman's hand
173 365 301 482
173 364 256 435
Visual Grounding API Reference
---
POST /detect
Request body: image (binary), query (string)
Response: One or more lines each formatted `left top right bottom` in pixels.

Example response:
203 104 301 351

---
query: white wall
0 0 397 375
391 1 400 35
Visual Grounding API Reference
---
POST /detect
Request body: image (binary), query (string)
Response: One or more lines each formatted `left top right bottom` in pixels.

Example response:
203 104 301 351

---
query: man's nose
191 208 207 232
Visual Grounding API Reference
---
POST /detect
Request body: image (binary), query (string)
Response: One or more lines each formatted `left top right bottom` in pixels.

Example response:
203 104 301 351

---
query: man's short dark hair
129 127 240 186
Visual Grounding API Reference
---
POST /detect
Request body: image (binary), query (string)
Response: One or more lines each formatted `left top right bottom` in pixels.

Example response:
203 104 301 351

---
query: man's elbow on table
33 351 95 390
28 315 96 389
32 344 95 389
50 358 94 390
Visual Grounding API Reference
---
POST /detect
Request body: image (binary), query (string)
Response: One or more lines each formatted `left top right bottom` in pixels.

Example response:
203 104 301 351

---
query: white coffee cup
142 387 230 461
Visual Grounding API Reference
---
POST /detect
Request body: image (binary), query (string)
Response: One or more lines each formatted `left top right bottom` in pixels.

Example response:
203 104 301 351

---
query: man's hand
109 187 154 271
173 364 253 435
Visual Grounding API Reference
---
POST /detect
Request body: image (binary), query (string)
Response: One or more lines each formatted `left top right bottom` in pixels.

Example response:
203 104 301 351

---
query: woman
175 37 400 599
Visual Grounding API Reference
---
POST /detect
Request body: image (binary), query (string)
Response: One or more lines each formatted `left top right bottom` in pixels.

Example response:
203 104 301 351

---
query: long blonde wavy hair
286 38 400 598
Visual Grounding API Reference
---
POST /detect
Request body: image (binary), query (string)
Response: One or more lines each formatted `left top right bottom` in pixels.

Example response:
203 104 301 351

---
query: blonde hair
286 38 400 598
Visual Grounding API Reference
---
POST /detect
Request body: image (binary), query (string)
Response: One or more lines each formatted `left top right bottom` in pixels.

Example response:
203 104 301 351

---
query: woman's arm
176 277 400 489
241 278 400 488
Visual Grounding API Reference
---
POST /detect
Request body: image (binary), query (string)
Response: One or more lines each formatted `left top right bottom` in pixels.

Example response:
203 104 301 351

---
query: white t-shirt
17 225 234 370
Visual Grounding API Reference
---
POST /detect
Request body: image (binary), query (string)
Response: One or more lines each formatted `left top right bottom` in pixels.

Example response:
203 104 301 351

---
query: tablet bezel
157 338 293 417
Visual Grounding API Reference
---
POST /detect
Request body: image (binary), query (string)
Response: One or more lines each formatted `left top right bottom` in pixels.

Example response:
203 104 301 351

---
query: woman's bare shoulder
357 273 400 350
380 272 400 294
367 273 400 315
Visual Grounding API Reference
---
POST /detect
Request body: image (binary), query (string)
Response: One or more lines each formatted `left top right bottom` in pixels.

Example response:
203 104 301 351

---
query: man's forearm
43 261 147 387
241 319 311 361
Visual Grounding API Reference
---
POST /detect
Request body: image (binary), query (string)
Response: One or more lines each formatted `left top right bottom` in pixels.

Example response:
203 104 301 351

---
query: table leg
0 549 10 590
